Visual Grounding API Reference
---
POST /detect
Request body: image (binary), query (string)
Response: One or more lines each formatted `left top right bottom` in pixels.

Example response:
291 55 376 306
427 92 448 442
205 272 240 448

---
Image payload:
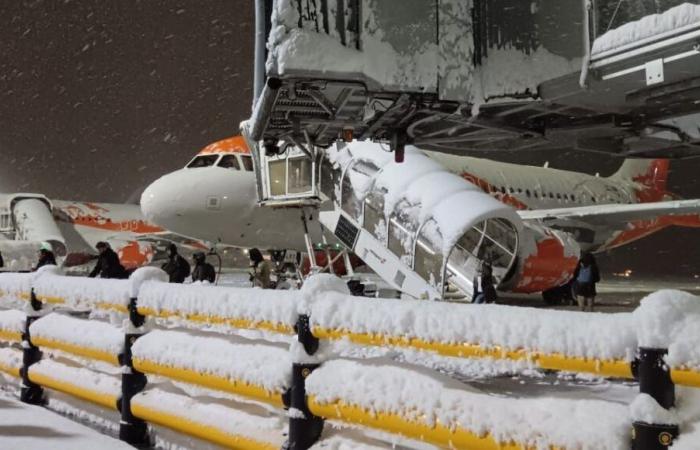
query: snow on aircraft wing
518 199 700 225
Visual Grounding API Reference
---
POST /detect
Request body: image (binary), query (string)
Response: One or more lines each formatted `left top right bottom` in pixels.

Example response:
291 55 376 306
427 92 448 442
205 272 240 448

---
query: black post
285 314 323 450
118 298 149 447
632 348 679 450
19 289 44 404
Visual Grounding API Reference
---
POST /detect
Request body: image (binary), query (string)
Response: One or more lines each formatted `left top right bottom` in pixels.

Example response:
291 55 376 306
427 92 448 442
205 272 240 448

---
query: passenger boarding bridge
243 127 522 301
250 0 700 158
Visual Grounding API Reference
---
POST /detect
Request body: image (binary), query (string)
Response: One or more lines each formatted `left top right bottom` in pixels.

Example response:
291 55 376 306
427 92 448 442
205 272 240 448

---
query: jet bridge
250 0 700 158
242 123 522 300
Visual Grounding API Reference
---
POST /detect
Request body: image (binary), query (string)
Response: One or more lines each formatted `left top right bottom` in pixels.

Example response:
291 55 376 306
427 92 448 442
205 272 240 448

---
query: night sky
0 0 698 277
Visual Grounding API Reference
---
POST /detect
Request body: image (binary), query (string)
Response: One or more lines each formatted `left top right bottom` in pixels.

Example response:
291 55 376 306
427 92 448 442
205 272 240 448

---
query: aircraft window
517 188 522 194
571 194 576 202
500 186 506 194
241 155 254 171
549 193 554 199
526 189 531 198
217 155 240 170
591 196 596 202
556 193 561 200
533 191 538 198
509 187 515 194
187 155 219 168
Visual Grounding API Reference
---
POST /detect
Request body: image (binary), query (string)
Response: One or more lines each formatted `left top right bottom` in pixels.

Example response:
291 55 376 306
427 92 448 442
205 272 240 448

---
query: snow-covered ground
0 392 132 450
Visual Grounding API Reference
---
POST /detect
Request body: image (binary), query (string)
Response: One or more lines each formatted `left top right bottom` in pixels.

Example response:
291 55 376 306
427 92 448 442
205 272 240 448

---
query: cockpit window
187 155 219 168
218 154 240 170
241 155 254 172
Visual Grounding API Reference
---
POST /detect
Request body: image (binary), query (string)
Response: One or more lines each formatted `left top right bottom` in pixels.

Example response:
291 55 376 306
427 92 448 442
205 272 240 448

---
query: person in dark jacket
34 242 57 270
161 243 190 283
249 248 273 289
191 252 216 283
89 242 127 279
472 262 497 304
573 252 601 312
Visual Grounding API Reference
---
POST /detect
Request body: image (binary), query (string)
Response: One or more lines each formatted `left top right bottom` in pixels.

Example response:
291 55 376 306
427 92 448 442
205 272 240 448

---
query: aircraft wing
518 199 700 226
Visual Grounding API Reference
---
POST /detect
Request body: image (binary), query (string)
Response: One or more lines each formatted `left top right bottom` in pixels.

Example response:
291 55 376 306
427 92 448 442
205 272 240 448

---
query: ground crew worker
161 243 190 283
249 248 273 289
191 252 216 283
89 242 127 279
35 242 56 270
573 252 600 312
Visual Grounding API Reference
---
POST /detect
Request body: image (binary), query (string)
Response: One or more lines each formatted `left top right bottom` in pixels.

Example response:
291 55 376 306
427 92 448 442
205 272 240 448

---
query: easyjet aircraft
0 193 202 271
141 136 700 299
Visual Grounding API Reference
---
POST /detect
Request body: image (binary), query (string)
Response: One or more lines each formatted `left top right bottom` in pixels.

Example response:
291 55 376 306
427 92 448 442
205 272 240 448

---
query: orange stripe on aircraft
197 135 250 155
603 214 700 250
512 236 579 293
461 172 528 210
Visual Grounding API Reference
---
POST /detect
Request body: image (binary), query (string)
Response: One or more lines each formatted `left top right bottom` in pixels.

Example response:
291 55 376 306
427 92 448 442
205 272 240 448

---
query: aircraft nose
140 172 185 230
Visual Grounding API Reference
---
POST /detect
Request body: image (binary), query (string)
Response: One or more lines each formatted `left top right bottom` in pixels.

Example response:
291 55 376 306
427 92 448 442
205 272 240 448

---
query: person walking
472 262 497 304
89 242 127 279
191 252 216 283
161 243 190 283
34 242 57 270
249 248 273 289
574 252 600 312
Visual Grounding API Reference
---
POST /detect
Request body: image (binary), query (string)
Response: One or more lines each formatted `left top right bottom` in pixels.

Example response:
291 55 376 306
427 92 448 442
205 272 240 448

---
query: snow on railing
2 271 700 448
0 309 25 342
131 389 286 450
0 347 22 378
29 313 124 365
306 359 631 450
0 271 33 304
137 281 300 334
131 330 291 406
28 359 121 410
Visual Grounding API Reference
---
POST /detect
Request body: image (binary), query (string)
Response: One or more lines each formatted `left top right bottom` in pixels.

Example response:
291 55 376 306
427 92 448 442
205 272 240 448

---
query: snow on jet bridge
250 0 700 158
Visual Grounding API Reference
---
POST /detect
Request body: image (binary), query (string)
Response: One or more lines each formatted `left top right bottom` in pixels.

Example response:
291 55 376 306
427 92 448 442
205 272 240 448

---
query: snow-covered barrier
131 389 285 450
0 309 25 342
137 282 300 334
131 330 292 406
0 347 22 378
306 359 632 450
28 359 120 410
0 272 33 304
309 287 636 378
30 266 167 311
634 290 700 387
29 313 123 365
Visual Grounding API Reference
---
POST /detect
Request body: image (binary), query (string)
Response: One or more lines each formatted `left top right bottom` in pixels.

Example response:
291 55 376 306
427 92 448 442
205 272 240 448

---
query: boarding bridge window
241 155 254 171
341 160 381 221
268 159 287 196
217 155 241 170
288 158 313 194
364 191 386 243
388 202 419 267
187 155 219 168
593 0 693 44
414 219 444 289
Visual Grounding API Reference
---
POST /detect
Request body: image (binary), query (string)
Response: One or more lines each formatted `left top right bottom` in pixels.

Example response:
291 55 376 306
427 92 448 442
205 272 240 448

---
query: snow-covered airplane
0 193 200 271
140 136 700 300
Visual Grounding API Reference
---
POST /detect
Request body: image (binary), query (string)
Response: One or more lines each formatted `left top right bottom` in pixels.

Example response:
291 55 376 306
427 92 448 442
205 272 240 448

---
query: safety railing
1 270 700 449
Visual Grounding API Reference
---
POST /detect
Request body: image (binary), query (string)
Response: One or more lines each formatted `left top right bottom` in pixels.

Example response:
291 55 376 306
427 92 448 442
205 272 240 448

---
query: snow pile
0 309 26 336
0 272 33 303
634 289 700 348
310 435 388 450
29 359 121 399
131 389 285 446
138 281 300 330
266 0 437 91
592 3 700 55
631 290 700 369
29 313 124 357
33 272 131 310
132 330 292 393
0 347 22 373
310 292 637 361
128 266 168 298
306 359 631 449
630 394 678 425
